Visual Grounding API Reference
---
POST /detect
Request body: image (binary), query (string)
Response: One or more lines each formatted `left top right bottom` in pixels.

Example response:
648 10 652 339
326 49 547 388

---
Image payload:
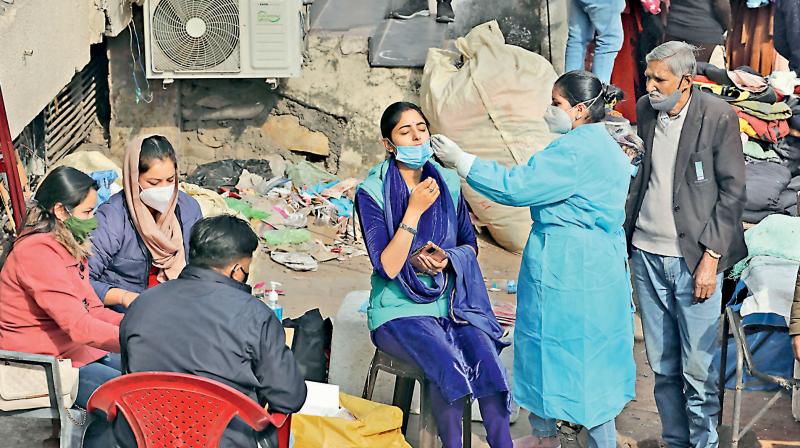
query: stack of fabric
694 63 800 223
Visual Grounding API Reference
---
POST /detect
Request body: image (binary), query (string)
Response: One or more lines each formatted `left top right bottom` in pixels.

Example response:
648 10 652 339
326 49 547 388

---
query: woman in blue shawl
355 102 512 448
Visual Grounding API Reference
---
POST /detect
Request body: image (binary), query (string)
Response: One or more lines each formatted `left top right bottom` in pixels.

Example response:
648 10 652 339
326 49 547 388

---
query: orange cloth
726 0 775 77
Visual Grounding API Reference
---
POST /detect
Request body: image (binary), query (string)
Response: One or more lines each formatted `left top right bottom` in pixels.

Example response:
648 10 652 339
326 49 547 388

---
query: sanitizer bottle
268 281 283 321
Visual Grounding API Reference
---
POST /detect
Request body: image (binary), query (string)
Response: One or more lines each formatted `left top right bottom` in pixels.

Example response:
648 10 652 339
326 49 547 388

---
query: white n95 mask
139 185 175 213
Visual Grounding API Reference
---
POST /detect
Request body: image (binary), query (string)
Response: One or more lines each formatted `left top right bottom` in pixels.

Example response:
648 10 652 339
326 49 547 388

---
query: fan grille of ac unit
152 0 240 71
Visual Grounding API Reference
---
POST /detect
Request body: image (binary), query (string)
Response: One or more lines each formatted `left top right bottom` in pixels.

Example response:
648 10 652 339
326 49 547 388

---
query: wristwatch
399 223 417 235
705 248 722 259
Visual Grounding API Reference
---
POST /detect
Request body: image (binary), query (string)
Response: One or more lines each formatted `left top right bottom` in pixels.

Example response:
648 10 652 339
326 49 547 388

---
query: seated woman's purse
0 358 79 411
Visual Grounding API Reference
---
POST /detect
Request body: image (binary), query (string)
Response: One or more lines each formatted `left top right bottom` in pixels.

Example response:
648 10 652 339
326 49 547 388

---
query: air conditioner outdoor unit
143 0 303 80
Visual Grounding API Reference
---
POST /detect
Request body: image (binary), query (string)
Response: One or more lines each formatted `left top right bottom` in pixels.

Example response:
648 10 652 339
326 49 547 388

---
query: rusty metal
43 62 98 166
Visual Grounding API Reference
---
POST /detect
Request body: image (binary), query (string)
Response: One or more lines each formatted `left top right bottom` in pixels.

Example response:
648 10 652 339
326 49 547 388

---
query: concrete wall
0 0 135 139
108 25 421 178
0 1 105 138
106 3 551 178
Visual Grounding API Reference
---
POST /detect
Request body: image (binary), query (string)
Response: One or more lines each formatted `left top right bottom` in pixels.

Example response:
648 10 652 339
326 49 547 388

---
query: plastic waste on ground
270 251 318 271
286 161 338 188
263 229 312 246
186 159 273 190
223 197 271 220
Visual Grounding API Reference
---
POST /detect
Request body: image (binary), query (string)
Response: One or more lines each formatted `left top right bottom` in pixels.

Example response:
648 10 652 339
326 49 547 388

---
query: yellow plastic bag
292 393 411 448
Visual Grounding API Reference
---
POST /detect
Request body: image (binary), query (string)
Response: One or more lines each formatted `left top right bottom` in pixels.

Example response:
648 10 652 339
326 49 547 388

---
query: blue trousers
76 353 122 408
528 412 616 448
631 249 722 448
565 0 626 83
373 317 512 448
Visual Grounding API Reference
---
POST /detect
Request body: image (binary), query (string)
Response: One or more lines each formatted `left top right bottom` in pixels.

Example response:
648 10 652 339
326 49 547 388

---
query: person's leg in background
565 0 594 73
513 411 560 448
389 0 430 20
75 353 122 408
631 249 691 447
582 0 626 82
674 259 723 448
586 419 616 448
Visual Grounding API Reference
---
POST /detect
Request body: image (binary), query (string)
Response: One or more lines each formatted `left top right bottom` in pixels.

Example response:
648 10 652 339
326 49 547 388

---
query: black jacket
775 0 800 73
625 90 747 273
118 266 307 447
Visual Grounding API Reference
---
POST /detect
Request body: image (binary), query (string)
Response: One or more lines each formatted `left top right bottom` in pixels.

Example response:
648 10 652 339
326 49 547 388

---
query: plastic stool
362 349 471 448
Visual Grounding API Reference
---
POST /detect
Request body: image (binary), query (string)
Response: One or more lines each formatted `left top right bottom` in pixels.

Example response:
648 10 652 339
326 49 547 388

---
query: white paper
297 381 340 417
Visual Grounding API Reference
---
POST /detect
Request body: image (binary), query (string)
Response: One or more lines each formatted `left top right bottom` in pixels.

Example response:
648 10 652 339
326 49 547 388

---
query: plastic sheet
286 161 337 188
186 159 273 190
223 198 270 220
263 229 312 246
291 393 411 448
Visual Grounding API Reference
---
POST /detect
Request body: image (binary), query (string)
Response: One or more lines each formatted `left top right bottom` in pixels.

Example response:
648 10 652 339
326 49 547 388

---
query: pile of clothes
694 63 800 223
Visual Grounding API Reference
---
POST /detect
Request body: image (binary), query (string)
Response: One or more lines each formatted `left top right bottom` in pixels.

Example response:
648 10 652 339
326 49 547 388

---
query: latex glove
431 134 476 178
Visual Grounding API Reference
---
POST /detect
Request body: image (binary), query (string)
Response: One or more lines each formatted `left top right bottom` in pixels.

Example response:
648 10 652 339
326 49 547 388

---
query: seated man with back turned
114 215 307 447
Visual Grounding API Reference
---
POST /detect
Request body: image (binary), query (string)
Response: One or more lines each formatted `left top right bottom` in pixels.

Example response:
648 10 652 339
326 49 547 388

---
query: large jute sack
420 20 558 253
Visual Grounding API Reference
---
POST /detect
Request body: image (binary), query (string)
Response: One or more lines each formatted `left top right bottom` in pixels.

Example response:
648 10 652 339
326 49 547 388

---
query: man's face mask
391 140 433 169
649 76 689 112
229 264 250 284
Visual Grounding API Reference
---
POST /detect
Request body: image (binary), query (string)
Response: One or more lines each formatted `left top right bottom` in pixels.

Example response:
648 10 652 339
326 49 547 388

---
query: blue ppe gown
465 123 636 427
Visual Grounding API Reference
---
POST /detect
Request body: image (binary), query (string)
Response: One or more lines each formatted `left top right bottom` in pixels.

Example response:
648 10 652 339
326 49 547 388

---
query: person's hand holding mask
430 135 477 178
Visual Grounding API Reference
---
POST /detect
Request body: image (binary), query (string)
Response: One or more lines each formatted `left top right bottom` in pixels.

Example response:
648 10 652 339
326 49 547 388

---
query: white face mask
139 184 175 213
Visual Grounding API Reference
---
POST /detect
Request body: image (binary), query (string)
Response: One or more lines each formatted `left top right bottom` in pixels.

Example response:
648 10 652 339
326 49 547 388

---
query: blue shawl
358 158 505 342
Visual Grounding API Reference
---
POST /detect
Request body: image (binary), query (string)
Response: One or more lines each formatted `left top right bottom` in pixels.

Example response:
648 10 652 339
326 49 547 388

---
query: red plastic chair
87 372 291 448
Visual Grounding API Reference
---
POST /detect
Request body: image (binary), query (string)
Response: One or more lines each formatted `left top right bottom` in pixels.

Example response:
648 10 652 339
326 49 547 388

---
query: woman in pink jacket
0 166 123 407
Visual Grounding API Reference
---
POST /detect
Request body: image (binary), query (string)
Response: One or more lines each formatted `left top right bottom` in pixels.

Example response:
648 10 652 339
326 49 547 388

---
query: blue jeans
565 0 626 83
631 249 722 448
76 353 122 408
528 412 616 448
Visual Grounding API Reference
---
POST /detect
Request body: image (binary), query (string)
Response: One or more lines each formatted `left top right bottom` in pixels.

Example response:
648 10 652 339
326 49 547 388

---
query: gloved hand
431 134 476 178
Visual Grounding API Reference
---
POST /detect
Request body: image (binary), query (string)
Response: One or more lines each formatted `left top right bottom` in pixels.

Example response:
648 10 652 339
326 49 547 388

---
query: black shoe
389 0 430 20
436 0 454 22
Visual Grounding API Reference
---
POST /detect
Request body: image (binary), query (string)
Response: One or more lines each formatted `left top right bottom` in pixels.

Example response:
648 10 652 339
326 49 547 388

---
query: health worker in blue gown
431 70 636 448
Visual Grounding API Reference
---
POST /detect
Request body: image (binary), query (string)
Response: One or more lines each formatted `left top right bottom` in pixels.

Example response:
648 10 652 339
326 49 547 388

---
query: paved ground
0 236 797 446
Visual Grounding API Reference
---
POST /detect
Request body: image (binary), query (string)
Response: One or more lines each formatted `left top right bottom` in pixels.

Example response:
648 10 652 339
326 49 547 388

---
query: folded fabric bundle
744 161 792 211
737 110 791 143
775 189 798 211
728 70 769 93
785 96 800 130
772 136 800 165
743 208 774 224
743 139 781 161
733 100 793 120
740 256 798 322
788 175 800 192
731 215 800 278
695 81 751 102
771 71 800 97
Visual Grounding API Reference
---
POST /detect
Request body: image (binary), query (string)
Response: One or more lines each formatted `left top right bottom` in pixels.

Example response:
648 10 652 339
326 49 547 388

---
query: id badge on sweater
694 161 705 182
